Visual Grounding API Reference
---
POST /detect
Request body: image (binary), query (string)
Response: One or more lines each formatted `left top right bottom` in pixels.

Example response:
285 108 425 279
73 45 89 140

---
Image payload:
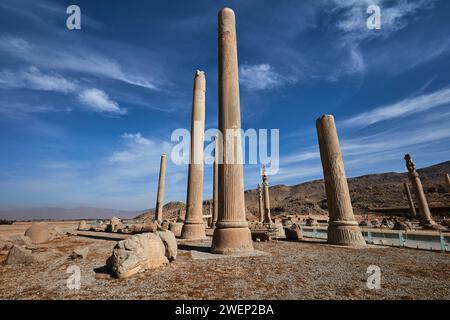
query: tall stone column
404 154 435 226
316 115 366 246
212 136 219 228
403 182 416 219
257 184 264 223
211 8 253 254
446 174 450 192
155 153 166 223
262 166 272 225
181 70 206 239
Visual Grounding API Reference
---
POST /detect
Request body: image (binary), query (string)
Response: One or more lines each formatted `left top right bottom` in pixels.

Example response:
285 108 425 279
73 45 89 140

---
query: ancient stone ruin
181 70 207 240
316 115 366 246
211 8 254 254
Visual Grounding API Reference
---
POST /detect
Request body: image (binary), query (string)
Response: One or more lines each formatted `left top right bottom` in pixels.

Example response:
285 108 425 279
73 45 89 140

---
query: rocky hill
137 161 450 221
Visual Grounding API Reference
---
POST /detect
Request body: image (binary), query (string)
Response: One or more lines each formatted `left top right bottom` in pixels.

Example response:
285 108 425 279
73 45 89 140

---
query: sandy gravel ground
0 230 449 300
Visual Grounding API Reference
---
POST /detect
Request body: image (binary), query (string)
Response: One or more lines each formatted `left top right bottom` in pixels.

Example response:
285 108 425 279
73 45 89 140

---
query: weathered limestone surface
284 223 303 241
6 245 35 265
107 233 169 279
404 154 436 227
155 154 167 223
78 220 88 231
181 71 207 240
211 8 253 254
70 247 89 259
24 222 53 244
257 184 264 223
212 136 219 228
262 166 272 225
169 222 183 237
403 182 416 218
156 230 177 261
316 115 366 246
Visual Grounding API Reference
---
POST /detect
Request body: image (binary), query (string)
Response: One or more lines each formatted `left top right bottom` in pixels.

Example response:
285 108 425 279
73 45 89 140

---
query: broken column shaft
262 167 272 225
211 8 253 254
155 154 166 223
316 115 366 246
181 70 207 239
404 154 435 226
257 184 264 223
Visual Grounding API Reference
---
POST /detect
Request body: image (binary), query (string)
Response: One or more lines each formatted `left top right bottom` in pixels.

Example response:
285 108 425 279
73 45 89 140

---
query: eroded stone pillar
262 166 272 225
211 8 253 254
446 174 450 192
403 182 416 219
404 154 435 226
181 70 206 239
212 136 219 228
155 154 166 223
257 184 264 223
316 115 366 246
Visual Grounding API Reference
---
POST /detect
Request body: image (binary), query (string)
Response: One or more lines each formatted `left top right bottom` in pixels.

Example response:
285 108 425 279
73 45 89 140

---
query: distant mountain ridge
2 161 449 221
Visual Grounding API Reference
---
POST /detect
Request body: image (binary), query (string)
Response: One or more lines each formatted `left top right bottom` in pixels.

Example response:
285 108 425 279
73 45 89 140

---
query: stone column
155 154 166 223
316 115 366 246
257 184 264 223
181 70 206 239
262 166 272 225
211 8 253 254
404 154 435 226
446 174 450 192
212 136 219 228
403 182 416 219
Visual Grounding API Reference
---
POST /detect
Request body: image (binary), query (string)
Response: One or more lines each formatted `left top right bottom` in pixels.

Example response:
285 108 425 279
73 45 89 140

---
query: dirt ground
0 223 449 300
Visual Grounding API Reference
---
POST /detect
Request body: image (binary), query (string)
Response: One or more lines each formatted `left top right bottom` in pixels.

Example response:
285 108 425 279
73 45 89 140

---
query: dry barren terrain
1 224 449 300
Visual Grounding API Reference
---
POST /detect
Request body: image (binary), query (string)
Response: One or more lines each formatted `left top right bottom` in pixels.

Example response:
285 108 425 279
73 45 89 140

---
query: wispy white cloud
78 88 126 115
0 66 78 93
341 87 450 128
0 36 161 91
239 64 297 91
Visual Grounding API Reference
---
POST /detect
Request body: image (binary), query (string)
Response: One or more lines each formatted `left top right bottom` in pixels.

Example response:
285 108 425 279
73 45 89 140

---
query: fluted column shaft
405 154 434 226
211 8 253 254
181 71 206 239
212 136 219 228
155 154 166 223
316 115 365 246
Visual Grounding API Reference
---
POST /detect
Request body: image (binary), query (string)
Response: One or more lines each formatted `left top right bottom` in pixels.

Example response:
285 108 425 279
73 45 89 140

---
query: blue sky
0 0 449 210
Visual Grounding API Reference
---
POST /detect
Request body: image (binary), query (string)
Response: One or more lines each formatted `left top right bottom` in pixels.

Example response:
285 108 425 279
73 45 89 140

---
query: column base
180 221 206 240
327 222 366 246
211 227 254 254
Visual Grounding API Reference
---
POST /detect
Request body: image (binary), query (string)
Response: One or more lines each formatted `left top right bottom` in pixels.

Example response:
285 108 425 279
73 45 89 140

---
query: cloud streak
341 87 450 128
78 88 126 115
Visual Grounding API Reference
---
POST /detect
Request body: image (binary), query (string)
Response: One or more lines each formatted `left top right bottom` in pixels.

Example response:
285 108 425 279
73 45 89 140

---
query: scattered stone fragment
9 235 32 246
156 230 177 262
6 245 35 265
305 218 318 227
284 223 303 241
169 222 183 237
70 247 89 259
107 233 169 279
78 220 88 230
24 222 52 244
